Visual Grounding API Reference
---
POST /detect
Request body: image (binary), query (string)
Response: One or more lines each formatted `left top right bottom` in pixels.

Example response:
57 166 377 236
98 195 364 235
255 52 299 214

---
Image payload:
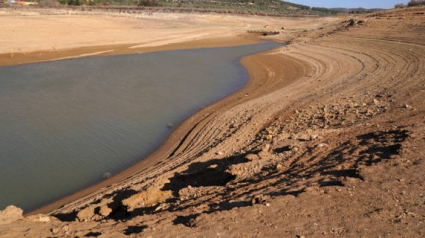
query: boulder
76 206 96 222
25 214 59 223
0 205 23 225
98 205 113 217
227 161 263 181
122 189 172 212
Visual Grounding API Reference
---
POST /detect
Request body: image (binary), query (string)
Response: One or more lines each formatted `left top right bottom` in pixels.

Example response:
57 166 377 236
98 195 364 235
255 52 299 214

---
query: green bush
38 0 61 7
139 0 162 7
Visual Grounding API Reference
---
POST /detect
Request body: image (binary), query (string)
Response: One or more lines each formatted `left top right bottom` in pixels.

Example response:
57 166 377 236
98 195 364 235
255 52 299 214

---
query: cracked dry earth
1 7 425 238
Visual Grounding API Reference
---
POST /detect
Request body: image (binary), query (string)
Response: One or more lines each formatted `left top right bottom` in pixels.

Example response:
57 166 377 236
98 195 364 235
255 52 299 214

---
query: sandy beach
1 6 425 237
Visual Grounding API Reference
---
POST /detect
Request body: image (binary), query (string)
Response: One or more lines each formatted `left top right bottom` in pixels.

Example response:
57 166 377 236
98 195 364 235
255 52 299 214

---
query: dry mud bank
0 8 336 65
1 7 425 237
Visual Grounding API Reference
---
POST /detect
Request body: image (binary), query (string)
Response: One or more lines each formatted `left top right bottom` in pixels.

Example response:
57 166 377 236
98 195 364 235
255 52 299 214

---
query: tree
394 3 405 8
408 0 425 7
139 0 161 6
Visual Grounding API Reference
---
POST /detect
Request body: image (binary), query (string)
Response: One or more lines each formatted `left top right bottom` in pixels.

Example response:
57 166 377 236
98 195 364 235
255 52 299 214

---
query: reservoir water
0 42 281 211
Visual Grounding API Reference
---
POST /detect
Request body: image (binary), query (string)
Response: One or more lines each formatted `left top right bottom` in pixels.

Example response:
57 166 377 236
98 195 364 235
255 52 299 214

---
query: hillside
53 0 339 16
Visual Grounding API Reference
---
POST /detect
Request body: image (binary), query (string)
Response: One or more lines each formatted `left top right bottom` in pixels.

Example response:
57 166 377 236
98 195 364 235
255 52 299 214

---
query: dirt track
1 7 425 237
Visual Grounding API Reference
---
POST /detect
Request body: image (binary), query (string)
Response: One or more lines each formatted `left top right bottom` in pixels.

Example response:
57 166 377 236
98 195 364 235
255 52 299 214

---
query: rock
0 205 23 225
51 228 59 234
246 153 260 161
207 164 219 170
154 203 171 212
317 143 328 148
298 134 310 141
227 161 264 181
251 194 269 205
99 205 113 217
102 172 112 179
373 99 380 105
310 134 320 140
403 104 410 108
262 144 271 152
25 214 58 223
122 189 172 211
77 206 96 222
275 163 284 170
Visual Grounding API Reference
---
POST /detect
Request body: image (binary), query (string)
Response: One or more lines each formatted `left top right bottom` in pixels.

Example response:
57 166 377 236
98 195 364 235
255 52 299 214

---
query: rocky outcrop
0 205 23 225
25 214 59 223
122 189 172 212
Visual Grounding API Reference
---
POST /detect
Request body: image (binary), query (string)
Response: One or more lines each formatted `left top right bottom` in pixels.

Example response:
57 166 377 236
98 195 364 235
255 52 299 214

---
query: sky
286 0 409 9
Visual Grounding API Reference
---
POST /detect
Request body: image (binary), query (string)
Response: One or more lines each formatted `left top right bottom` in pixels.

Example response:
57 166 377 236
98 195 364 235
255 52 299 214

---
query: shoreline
0 8 341 216
20 36 285 215
0 35 261 67
2 7 425 237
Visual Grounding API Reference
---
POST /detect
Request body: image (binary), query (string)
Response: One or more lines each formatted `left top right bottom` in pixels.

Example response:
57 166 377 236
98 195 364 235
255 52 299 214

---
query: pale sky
287 0 409 9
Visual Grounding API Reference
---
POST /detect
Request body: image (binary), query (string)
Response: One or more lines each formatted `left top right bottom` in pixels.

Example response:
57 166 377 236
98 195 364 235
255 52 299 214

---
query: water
0 41 281 211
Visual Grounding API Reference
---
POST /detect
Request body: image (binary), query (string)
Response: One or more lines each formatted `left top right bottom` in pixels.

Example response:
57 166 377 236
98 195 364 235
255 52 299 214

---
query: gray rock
102 172 112 179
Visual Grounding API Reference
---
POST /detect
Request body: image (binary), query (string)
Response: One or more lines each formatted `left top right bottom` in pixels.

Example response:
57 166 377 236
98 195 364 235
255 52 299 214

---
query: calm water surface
0 42 281 211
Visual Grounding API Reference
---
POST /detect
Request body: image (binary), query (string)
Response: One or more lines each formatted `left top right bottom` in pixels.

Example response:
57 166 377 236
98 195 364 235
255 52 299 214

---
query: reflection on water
0 42 281 211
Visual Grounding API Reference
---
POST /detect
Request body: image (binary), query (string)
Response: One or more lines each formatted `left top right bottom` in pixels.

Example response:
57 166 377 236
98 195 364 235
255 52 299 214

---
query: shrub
408 0 425 7
139 0 162 7
38 0 61 7
394 3 405 8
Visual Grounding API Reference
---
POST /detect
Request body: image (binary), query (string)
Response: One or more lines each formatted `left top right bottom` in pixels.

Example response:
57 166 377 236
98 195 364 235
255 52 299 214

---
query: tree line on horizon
33 0 339 15
395 0 425 8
